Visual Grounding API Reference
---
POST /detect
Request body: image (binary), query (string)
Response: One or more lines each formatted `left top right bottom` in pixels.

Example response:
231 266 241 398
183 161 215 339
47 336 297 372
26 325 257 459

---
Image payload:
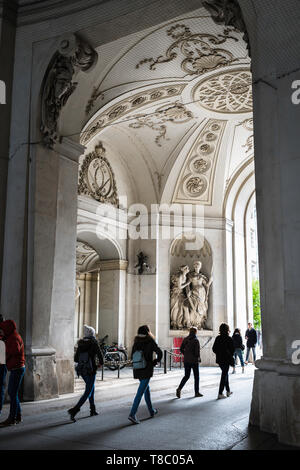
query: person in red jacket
0 320 25 426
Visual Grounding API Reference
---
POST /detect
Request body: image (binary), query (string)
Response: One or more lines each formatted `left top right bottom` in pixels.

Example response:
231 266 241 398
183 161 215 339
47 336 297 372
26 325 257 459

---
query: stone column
249 73 300 446
23 138 84 400
0 1 17 300
98 260 127 346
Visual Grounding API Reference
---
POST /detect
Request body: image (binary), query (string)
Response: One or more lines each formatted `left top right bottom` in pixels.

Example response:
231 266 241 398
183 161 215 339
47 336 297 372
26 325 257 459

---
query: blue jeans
234 348 245 367
8 367 25 419
75 374 96 409
130 378 155 417
179 363 199 394
0 364 7 412
246 346 256 362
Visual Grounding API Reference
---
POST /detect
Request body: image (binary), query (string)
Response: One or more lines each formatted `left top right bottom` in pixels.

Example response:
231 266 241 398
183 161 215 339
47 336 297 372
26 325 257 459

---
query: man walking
0 314 7 416
176 327 203 398
245 322 257 364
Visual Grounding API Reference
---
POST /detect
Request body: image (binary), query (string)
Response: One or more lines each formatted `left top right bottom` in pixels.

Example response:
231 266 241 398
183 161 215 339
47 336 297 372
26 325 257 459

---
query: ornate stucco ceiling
63 6 253 214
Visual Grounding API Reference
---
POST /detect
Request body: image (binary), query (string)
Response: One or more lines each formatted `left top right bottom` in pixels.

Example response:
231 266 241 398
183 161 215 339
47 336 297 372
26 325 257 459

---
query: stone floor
0 364 298 450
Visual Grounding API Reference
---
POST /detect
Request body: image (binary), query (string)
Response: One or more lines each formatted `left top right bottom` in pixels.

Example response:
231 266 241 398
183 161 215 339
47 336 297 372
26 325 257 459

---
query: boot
68 406 80 422
16 413 22 424
232 367 236 374
0 416 16 427
176 388 181 398
90 405 98 417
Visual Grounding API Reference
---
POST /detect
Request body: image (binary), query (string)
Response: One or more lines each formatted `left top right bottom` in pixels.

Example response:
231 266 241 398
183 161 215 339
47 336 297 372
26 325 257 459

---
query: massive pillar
247 2 300 446
0 0 17 302
23 138 84 400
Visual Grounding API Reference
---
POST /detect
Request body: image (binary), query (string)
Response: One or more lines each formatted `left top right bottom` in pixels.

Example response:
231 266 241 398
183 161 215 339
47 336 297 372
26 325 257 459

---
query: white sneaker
226 391 233 397
218 394 227 399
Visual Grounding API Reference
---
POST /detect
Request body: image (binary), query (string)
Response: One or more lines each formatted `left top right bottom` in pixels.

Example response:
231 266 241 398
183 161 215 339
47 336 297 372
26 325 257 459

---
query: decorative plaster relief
173 119 226 205
193 68 252 113
78 142 119 207
128 101 193 147
76 241 100 273
203 0 251 56
41 34 97 148
81 84 185 144
136 23 239 75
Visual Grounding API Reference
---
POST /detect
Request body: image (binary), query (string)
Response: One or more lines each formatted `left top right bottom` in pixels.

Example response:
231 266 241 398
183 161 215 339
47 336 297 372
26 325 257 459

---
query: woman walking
212 323 235 399
0 320 25 426
68 325 103 422
232 328 245 374
128 325 162 424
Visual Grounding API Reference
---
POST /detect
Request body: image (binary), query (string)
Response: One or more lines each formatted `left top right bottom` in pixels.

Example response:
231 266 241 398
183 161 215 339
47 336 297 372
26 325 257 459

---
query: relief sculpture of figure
187 261 213 329
170 265 191 330
170 261 213 330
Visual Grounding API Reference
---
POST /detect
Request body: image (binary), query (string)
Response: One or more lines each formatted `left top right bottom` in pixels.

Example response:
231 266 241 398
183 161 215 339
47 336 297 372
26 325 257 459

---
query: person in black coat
245 322 257 364
176 327 202 398
128 325 162 424
232 328 245 374
68 325 103 422
212 323 235 399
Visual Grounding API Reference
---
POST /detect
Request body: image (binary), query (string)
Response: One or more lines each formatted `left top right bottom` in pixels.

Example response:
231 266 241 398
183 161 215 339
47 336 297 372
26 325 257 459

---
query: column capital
99 259 128 271
54 137 85 163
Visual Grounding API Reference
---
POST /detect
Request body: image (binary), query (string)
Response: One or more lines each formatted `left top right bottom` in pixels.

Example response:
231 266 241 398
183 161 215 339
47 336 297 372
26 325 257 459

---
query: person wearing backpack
128 325 162 424
176 327 202 398
68 325 103 422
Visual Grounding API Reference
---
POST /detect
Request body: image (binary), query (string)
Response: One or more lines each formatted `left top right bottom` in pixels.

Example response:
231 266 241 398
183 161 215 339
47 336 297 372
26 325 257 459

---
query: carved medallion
78 142 119 206
193 69 252 113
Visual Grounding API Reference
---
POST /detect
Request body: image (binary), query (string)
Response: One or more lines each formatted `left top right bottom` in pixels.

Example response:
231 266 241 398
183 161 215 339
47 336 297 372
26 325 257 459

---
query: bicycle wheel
105 351 119 371
117 349 128 369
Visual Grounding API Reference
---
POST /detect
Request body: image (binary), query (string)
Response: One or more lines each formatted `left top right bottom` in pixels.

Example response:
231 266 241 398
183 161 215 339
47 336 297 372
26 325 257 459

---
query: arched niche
169 232 213 332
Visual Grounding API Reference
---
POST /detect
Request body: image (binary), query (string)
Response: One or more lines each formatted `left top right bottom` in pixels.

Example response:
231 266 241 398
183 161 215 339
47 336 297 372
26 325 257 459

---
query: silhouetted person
68 325 103 422
245 322 257 364
0 314 7 417
232 328 245 373
0 320 25 426
128 325 162 424
213 323 235 399
176 327 202 398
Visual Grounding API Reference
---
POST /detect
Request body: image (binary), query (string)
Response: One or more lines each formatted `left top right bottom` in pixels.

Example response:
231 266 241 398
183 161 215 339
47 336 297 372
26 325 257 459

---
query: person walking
176 327 203 398
212 323 235 399
232 328 245 374
128 325 162 424
245 322 257 364
0 314 7 417
0 320 25 426
68 325 103 422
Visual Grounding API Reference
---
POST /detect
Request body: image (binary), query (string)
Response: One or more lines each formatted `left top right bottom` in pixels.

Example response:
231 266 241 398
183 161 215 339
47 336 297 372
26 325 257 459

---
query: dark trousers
218 363 230 395
75 374 96 409
179 363 199 394
0 364 7 412
8 367 25 419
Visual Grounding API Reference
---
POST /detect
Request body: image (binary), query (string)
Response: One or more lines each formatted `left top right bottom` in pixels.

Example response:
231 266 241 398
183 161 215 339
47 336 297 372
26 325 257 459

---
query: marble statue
170 261 213 330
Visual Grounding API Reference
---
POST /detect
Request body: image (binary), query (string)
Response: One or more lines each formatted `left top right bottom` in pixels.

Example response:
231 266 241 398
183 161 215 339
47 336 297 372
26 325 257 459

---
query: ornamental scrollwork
78 142 119 207
41 34 97 148
129 101 193 147
203 0 251 57
136 23 239 75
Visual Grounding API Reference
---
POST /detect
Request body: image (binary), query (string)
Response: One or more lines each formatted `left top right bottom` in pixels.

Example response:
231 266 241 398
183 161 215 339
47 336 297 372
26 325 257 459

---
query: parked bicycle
98 335 128 371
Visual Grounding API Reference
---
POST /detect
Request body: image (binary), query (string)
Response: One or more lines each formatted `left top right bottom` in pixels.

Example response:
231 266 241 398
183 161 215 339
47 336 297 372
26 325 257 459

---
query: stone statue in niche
170 265 191 330
170 261 213 330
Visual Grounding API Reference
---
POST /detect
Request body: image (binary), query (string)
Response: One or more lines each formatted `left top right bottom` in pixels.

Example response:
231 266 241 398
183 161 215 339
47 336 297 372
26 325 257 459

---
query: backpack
132 349 147 369
75 351 94 377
